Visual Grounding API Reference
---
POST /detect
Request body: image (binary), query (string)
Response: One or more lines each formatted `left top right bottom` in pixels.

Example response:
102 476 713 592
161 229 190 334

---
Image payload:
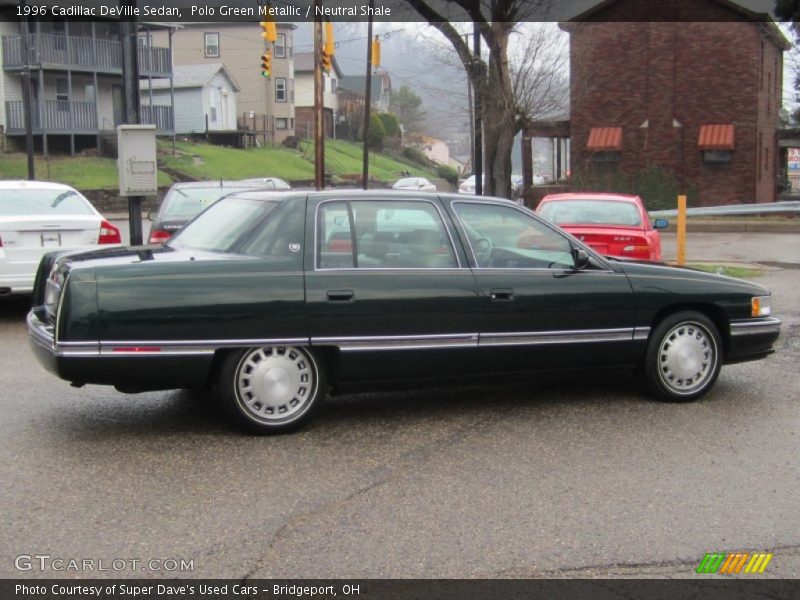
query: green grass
304 139 439 182
690 263 764 279
0 153 172 189
159 140 314 181
0 138 438 192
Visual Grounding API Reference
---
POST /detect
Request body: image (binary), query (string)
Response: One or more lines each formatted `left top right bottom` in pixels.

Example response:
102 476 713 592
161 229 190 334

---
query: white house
141 63 239 134
293 52 341 138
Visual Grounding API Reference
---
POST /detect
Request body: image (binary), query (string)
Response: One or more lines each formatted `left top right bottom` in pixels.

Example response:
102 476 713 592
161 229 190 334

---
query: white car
392 177 437 192
0 180 121 295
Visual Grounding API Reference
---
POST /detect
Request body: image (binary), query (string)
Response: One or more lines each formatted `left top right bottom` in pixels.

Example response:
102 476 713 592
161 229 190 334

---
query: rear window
0 188 94 217
168 196 279 253
394 178 418 187
539 200 642 227
161 186 257 219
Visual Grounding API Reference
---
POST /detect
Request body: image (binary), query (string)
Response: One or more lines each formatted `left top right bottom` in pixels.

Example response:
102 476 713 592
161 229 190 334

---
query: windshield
0 188 94 216
168 196 279 253
161 186 258 219
539 200 642 227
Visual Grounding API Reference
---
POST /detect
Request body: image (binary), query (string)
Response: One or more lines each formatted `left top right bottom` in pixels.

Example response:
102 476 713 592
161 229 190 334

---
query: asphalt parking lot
0 233 798 579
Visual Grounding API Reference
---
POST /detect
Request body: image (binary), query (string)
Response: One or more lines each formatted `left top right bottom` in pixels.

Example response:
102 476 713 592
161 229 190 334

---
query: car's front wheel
640 311 723 402
218 346 326 434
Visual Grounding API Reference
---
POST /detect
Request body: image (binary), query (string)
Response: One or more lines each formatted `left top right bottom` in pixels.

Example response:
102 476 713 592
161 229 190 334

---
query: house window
204 33 220 58
703 150 732 164
52 20 67 51
290 78 295 103
276 118 288 130
275 78 287 102
84 83 96 104
275 33 286 58
592 151 621 163
209 88 218 122
331 78 337 95
55 77 69 111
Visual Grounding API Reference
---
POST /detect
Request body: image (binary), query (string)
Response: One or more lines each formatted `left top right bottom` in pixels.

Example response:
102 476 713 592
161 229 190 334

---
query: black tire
217 345 326 434
640 311 723 402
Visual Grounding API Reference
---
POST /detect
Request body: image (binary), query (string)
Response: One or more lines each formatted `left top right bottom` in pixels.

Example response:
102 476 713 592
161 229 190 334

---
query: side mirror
571 247 590 270
653 218 669 229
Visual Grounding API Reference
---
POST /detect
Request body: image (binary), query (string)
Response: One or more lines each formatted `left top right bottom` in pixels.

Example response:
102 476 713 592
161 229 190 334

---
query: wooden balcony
2 34 171 78
5 101 173 135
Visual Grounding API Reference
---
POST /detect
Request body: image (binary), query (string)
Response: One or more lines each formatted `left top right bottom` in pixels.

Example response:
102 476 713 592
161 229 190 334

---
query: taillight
148 229 172 244
98 220 121 245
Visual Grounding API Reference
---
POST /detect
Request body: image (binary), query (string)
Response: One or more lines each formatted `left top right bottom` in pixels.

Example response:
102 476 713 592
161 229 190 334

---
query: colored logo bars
696 552 773 574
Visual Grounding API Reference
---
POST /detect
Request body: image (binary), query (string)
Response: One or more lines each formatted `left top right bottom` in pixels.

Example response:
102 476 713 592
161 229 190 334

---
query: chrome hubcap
235 346 315 422
657 322 717 395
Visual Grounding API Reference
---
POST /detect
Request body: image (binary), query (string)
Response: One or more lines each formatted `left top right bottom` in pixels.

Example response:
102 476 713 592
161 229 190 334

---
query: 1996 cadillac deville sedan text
28 191 781 433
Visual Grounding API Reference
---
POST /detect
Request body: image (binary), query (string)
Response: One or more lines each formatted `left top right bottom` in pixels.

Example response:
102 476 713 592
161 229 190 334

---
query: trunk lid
1 214 101 263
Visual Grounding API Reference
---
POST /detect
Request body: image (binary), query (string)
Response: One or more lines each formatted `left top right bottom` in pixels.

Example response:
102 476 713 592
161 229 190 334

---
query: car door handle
489 288 514 302
326 289 355 303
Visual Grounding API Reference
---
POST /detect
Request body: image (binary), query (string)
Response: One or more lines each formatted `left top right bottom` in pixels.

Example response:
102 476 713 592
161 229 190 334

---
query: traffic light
371 36 381 67
321 21 334 73
321 48 332 73
260 19 277 43
260 49 272 78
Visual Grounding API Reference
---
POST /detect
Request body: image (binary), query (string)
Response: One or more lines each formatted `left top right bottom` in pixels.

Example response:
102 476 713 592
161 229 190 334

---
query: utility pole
362 0 374 190
313 0 325 190
462 33 474 176
120 0 144 245
473 24 482 196
20 12 35 180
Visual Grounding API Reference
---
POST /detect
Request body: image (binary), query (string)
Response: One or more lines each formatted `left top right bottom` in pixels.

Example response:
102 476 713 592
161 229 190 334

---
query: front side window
275 78 286 102
204 32 219 58
454 202 574 269
317 200 457 269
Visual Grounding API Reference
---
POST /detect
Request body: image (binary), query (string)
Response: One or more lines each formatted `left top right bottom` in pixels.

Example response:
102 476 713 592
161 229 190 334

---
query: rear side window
0 189 94 216
317 200 457 269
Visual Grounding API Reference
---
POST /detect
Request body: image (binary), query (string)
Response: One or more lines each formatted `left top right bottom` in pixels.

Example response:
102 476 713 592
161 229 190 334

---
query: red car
536 193 668 261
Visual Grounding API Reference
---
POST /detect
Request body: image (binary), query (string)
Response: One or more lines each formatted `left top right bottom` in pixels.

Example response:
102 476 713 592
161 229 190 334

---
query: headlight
751 295 771 317
44 264 66 320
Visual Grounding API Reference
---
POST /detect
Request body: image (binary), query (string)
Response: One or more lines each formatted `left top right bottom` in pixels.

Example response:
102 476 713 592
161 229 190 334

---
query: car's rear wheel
218 346 326 434
640 311 722 402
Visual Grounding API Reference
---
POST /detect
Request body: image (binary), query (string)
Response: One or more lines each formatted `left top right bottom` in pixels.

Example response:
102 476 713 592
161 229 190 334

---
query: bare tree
511 23 569 125
406 0 554 197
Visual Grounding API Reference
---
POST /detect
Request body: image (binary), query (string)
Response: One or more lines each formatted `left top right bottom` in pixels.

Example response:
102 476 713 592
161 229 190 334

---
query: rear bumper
0 272 35 294
726 317 782 364
28 309 215 391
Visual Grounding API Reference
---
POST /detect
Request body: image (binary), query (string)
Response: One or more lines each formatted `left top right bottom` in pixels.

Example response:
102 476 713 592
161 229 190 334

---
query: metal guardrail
650 201 800 218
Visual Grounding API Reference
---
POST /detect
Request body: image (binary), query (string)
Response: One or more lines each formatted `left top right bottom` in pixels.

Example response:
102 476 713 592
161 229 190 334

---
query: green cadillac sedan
28 191 781 434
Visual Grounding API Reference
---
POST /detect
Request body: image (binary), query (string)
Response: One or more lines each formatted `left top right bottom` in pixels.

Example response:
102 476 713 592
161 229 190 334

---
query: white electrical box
117 125 157 196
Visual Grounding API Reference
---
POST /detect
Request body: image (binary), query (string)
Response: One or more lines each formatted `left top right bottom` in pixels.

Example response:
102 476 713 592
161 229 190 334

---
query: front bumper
726 317 782 364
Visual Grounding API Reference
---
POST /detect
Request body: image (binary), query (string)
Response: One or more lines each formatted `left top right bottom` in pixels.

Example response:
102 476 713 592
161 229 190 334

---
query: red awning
587 127 622 151
698 124 735 150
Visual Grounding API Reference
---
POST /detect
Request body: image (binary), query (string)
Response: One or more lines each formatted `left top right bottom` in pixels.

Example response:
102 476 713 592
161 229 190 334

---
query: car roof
168 180 272 190
218 189 518 205
540 193 642 203
0 180 79 191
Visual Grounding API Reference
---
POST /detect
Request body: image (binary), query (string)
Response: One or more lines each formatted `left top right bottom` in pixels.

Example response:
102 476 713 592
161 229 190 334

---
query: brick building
558 0 790 206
